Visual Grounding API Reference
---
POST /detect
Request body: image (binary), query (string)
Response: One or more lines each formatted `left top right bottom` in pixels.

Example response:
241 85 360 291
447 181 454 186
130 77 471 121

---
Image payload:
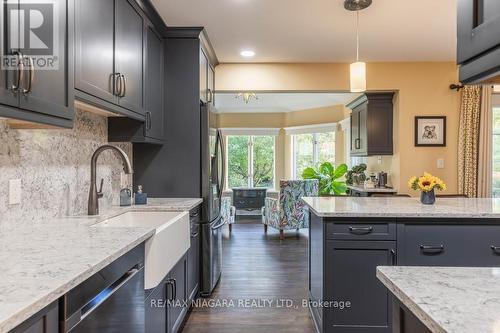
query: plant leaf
319 162 334 176
332 163 348 179
302 167 319 179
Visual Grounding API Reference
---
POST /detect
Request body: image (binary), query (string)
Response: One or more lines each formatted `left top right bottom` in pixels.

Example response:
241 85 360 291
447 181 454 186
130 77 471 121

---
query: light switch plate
9 179 21 205
437 158 445 169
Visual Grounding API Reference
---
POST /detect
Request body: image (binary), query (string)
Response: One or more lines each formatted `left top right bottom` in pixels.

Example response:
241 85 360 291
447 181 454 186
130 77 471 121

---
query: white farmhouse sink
96 211 190 289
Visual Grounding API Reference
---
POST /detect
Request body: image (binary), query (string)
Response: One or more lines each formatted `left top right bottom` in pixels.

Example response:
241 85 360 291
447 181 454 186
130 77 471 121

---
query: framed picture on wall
414 116 446 147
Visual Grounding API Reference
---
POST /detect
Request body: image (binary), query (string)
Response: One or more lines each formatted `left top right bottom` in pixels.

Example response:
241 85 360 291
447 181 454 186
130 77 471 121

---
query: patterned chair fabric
221 196 236 225
262 180 319 231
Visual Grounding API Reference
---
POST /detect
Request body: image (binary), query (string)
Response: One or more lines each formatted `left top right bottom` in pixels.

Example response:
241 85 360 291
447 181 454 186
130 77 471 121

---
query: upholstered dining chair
221 196 236 232
261 180 319 240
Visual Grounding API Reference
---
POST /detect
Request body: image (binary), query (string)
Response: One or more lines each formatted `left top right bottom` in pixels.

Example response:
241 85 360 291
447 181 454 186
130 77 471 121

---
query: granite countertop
0 198 202 333
302 196 500 218
377 266 500 333
347 185 397 193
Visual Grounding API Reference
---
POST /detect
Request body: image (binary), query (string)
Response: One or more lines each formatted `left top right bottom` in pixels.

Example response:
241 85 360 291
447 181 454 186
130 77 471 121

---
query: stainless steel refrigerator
200 103 225 297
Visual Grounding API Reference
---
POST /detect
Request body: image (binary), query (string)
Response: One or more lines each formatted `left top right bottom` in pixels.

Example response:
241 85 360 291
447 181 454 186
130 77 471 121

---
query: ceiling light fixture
236 92 258 104
344 0 372 93
240 50 255 58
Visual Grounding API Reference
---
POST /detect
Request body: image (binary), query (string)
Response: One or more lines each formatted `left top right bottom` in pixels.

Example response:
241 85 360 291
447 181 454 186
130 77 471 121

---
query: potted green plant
346 163 367 186
302 162 348 196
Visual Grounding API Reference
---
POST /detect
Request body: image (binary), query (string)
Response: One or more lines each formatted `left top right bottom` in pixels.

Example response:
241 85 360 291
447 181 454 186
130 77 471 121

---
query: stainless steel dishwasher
62 245 145 333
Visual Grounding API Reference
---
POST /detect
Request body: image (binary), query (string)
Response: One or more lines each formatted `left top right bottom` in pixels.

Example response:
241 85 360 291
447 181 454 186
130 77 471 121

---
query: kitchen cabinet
348 93 394 157
108 23 164 144
324 241 396 333
0 0 74 128
309 214 500 333
457 0 500 83
10 302 58 333
146 254 190 333
187 208 201 301
199 49 209 103
75 0 145 119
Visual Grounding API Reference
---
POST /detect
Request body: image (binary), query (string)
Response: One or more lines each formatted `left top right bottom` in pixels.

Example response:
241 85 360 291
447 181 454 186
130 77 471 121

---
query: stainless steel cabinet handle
491 246 500 254
165 279 175 302
355 138 361 149
420 244 444 255
207 89 213 103
22 56 34 95
11 51 24 93
146 112 152 131
120 74 126 97
114 73 122 96
348 226 373 235
390 249 397 265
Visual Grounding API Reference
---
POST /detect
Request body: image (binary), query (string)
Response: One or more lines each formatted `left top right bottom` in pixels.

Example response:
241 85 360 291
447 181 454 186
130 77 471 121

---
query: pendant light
345 0 372 93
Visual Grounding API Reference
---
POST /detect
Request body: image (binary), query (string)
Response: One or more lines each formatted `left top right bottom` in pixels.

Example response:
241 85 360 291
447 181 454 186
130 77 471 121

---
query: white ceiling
151 0 457 63
214 92 360 113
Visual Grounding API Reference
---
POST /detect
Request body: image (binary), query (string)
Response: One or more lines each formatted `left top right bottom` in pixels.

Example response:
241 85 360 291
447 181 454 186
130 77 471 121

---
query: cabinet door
144 25 164 140
19 0 73 119
11 302 58 333
358 106 368 154
350 111 359 153
457 0 500 63
0 1 19 108
187 224 200 301
199 48 208 103
75 0 116 103
145 282 168 333
324 240 396 333
115 0 144 115
168 257 188 333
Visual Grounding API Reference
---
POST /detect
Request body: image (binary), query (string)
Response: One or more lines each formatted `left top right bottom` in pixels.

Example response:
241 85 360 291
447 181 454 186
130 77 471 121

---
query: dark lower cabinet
146 254 189 333
10 302 58 333
187 222 200 301
324 241 396 333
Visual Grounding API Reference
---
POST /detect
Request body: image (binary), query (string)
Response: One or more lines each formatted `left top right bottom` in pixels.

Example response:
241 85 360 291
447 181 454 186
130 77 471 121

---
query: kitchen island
302 197 500 333
377 266 500 333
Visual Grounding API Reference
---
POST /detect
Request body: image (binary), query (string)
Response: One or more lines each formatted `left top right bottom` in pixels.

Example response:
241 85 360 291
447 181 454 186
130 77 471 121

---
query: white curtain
478 86 493 197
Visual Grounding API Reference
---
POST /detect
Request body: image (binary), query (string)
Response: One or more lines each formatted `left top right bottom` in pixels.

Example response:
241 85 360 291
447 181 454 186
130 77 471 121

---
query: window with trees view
227 135 275 189
293 132 335 179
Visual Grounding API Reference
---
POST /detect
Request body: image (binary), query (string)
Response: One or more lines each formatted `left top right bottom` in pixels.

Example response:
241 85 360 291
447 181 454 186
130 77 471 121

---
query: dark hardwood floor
182 216 315 333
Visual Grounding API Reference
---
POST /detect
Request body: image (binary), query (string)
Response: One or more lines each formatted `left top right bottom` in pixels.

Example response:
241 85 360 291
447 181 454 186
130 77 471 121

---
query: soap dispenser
135 185 148 205
120 188 132 207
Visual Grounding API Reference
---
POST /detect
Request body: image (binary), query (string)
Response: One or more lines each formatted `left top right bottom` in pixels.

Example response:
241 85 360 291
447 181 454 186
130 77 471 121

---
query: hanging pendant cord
356 10 360 62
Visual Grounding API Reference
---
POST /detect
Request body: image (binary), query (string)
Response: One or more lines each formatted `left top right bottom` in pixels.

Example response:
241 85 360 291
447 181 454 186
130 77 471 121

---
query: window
227 135 275 188
293 132 335 179
492 96 500 197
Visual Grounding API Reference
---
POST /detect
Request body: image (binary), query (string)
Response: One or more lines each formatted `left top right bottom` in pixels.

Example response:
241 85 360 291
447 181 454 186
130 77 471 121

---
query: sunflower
408 173 446 192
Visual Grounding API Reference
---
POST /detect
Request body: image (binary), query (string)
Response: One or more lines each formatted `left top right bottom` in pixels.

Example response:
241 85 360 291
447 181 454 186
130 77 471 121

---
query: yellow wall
218 105 347 189
216 62 460 195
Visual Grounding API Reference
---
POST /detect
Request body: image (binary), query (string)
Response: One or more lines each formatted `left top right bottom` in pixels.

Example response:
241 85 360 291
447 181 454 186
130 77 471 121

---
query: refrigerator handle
218 130 225 198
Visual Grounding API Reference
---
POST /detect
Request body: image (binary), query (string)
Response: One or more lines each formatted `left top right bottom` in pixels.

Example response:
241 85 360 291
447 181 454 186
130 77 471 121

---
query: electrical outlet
437 158 445 169
377 156 382 165
9 179 21 205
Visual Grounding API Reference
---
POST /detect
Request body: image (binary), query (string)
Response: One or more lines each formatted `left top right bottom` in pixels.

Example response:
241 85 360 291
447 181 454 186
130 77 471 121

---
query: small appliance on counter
120 188 132 206
135 185 148 205
377 172 388 188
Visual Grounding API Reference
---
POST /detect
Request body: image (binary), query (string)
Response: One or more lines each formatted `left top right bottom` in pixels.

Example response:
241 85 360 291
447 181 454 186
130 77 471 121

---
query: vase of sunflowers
408 173 446 205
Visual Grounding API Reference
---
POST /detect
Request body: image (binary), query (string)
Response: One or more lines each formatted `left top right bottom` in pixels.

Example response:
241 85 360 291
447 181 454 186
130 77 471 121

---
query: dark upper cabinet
325 240 396 333
75 0 115 104
108 22 164 144
75 0 144 118
199 48 209 103
115 0 144 114
458 0 500 83
144 25 165 141
0 0 74 128
208 64 215 106
349 92 394 157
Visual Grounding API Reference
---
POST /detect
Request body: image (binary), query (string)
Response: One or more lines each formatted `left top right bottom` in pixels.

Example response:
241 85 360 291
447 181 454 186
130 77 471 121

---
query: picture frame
414 116 446 147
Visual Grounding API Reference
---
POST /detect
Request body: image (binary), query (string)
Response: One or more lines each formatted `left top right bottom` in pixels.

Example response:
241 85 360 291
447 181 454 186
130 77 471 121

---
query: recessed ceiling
214 92 360 113
151 0 457 63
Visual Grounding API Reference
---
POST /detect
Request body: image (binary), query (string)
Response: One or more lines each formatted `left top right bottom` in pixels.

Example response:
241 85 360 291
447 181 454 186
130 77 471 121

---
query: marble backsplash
0 110 132 226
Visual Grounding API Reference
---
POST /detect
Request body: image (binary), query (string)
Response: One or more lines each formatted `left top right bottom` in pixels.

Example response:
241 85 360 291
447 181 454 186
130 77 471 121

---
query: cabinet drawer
400 224 500 267
326 222 396 240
